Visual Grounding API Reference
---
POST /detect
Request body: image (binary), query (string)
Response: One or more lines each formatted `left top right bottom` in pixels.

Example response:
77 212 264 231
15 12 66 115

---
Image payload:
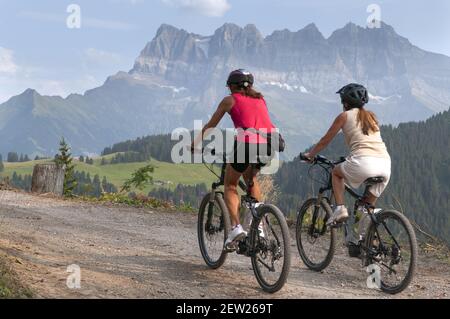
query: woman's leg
224 164 243 227
332 166 346 205
242 166 261 201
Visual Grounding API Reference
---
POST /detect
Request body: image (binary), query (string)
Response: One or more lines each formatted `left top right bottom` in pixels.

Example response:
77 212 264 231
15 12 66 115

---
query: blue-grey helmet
337 83 369 108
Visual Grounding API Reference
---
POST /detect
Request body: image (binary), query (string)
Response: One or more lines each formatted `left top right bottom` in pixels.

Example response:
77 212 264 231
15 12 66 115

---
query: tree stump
31 163 65 196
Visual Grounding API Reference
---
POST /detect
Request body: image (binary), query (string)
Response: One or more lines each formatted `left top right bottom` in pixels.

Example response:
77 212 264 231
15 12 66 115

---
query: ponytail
357 108 380 135
243 86 264 99
229 84 264 99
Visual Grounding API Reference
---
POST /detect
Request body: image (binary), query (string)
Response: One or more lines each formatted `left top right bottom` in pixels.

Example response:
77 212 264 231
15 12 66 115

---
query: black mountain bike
296 153 417 294
197 149 291 293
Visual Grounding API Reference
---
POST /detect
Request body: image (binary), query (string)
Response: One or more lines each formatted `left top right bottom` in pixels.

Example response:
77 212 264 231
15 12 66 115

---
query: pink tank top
229 93 276 144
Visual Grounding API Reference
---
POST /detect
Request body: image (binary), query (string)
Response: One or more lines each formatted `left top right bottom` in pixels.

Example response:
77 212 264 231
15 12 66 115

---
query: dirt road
0 190 448 299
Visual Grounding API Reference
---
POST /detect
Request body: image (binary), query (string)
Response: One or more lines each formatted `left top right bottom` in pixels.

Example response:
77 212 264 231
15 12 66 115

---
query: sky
0 0 449 103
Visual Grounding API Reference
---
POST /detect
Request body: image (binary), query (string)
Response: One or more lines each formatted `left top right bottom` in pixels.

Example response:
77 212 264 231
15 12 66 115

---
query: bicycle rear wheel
364 209 417 294
296 198 336 271
251 204 291 293
197 193 230 269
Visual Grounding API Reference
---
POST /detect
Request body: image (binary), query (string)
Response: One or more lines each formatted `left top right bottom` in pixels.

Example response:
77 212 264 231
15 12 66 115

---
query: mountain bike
197 149 291 293
296 153 417 294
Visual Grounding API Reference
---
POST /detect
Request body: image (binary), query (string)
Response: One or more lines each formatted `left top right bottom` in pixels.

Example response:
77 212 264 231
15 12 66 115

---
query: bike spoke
257 256 275 272
200 200 227 265
297 202 334 269
368 213 414 291
253 209 289 289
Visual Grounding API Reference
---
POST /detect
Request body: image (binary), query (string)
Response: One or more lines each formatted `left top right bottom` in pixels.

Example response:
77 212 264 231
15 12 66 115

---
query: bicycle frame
205 153 267 257
312 158 380 246
308 155 405 269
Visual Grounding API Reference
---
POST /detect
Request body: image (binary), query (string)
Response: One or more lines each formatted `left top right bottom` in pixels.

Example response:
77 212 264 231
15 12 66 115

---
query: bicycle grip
299 153 311 162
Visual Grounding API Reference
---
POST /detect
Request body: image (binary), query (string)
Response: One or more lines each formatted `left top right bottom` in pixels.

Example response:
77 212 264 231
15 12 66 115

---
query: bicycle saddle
364 176 385 185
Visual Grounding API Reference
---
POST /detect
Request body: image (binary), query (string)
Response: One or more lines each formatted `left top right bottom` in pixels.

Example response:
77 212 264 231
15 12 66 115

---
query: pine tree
79 155 85 163
0 154 4 172
7 152 19 163
55 137 77 197
92 174 101 197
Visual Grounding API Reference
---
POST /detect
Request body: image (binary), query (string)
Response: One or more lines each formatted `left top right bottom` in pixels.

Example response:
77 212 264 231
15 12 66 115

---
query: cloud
162 0 231 17
0 69 100 104
84 48 122 65
18 11 137 31
0 47 18 74
0 47 101 104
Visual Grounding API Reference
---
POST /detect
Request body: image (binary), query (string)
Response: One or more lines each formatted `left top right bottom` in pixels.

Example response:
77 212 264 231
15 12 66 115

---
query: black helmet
226 69 254 88
337 83 369 108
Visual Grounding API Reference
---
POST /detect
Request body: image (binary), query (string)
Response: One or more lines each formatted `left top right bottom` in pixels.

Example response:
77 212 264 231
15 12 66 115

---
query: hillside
1 155 215 193
274 109 450 243
1 22 450 157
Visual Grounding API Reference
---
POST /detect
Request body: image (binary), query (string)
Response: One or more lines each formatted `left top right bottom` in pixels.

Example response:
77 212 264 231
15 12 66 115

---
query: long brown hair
357 107 380 135
229 84 264 99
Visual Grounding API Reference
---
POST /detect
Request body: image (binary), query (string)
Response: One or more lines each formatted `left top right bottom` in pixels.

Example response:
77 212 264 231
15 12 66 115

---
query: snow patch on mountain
263 81 309 93
369 93 402 102
195 37 211 56
158 84 188 93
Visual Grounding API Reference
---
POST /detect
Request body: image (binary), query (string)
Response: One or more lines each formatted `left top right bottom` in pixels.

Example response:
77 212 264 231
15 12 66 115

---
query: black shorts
229 141 273 173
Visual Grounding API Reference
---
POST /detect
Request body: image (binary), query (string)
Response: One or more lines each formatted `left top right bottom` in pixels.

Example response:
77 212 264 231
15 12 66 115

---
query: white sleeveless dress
339 108 391 197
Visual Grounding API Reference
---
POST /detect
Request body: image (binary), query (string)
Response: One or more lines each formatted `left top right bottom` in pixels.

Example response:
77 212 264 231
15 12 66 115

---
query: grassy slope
1 155 217 193
0 256 33 298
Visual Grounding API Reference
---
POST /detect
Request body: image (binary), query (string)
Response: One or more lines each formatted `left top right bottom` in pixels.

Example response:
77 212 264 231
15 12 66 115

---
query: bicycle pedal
223 246 236 253
223 242 237 253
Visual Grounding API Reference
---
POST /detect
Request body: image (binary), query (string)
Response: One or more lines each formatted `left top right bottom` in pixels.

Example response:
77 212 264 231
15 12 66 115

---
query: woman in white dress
305 83 391 225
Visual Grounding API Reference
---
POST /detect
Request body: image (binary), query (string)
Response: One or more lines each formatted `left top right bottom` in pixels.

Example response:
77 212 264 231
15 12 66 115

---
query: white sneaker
225 225 247 247
327 206 349 226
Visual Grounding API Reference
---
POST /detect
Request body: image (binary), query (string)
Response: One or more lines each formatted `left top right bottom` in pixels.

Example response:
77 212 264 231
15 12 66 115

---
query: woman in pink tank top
191 69 278 245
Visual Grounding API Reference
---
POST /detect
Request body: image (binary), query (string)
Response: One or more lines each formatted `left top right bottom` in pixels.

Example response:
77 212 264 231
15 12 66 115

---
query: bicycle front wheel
197 193 230 269
251 204 291 293
296 198 336 271
364 209 417 294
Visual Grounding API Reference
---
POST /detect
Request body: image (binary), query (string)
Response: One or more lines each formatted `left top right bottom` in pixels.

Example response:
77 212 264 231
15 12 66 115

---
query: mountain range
1 21 449 157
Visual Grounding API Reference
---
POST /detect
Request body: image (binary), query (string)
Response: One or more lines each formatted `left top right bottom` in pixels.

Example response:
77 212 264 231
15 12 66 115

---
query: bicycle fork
206 189 225 234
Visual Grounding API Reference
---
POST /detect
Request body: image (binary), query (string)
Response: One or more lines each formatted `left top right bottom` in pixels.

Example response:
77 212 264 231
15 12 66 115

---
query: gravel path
0 190 448 299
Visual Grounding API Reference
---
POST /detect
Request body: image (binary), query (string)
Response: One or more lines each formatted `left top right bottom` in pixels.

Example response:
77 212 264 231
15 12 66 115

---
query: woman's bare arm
191 96 234 150
306 112 347 159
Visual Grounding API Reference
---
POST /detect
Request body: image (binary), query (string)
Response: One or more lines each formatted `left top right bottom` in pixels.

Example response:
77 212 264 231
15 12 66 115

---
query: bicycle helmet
337 83 369 108
226 69 254 88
